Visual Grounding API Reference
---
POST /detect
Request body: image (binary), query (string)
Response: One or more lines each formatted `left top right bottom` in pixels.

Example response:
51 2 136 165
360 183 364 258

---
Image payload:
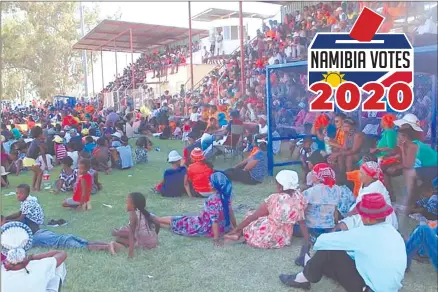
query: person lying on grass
153 172 236 246
62 159 92 210
4 184 116 254
111 192 159 258
225 170 310 249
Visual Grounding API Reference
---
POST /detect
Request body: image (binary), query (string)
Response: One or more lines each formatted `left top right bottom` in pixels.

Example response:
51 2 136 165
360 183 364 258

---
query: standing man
216 30 224 56
209 29 216 56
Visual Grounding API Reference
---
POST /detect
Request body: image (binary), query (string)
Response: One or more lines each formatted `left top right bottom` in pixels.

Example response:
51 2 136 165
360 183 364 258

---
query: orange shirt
327 16 337 26
72 173 92 202
187 162 213 193
335 128 345 146
346 170 361 197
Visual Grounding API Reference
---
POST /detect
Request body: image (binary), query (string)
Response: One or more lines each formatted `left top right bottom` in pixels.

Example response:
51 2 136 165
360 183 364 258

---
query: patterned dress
171 193 228 237
243 192 307 249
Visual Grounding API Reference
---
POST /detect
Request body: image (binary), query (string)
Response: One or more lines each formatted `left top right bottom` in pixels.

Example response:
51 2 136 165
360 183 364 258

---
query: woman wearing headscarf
302 163 355 242
370 114 397 158
153 172 236 245
1 222 68 292
336 161 398 231
225 170 309 249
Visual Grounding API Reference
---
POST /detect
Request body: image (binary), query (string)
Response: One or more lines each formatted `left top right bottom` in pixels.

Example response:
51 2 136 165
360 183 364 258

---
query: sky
82 2 281 95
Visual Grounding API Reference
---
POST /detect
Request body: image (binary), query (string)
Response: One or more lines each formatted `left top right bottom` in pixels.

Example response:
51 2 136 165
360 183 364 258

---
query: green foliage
1 2 100 100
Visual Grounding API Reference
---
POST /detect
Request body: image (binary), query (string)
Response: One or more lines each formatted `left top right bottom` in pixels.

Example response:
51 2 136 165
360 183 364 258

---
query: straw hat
190 148 205 162
52 135 63 144
81 128 89 136
1 222 33 264
275 170 300 191
167 150 183 163
356 193 394 220
394 113 423 132
0 166 10 176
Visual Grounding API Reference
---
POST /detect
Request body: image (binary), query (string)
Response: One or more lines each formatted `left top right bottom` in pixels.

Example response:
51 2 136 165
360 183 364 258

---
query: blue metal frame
265 45 437 176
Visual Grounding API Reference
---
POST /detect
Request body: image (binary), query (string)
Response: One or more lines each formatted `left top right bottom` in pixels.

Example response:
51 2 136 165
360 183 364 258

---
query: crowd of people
1 95 437 292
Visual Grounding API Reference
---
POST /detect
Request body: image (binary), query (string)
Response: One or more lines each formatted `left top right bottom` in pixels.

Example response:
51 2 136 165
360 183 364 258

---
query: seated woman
153 172 236 244
154 151 187 197
370 114 397 158
336 161 398 230
185 148 214 198
301 163 355 243
396 127 438 213
405 224 438 271
225 170 309 249
1 221 67 292
224 140 267 185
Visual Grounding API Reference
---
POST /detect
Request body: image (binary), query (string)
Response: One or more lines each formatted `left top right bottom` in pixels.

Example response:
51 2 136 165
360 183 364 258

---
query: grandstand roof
192 8 274 22
72 19 209 53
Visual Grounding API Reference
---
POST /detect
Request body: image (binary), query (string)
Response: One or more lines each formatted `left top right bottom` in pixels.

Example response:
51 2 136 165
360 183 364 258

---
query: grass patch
1 139 437 292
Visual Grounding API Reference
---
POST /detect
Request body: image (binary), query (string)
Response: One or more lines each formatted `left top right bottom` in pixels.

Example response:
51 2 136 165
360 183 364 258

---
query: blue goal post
265 45 437 176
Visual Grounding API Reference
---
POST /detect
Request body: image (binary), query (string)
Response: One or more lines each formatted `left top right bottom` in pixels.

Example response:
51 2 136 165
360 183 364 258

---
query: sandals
47 219 68 227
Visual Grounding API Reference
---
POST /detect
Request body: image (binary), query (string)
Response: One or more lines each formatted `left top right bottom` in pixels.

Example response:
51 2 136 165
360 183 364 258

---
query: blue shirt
83 143 96 153
248 150 266 182
161 167 187 197
116 145 134 169
314 223 406 292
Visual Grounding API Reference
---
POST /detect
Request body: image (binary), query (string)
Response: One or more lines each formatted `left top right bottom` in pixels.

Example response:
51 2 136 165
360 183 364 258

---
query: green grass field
1 139 437 292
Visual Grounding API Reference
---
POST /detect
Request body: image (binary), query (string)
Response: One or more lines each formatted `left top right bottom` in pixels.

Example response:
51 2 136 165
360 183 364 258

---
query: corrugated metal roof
72 19 209 53
192 8 274 22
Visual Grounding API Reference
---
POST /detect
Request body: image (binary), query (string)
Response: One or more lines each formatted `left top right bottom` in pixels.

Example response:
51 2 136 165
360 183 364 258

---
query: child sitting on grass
53 135 67 164
67 141 79 169
92 137 111 174
62 159 92 210
134 136 149 164
83 136 97 153
53 156 77 194
7 150 23 176
111 192 159 258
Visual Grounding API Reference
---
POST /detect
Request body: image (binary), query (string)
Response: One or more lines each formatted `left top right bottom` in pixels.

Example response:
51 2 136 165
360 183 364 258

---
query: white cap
394 113 423 132
167 150 182 163
111 132 122 139
275 170 300 191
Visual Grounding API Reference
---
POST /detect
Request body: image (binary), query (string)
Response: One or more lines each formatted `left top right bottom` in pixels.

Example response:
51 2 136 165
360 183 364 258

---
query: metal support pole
130 28 135 90
431 75 437 149
79 2 88 97
239 1 245 95
266 68 273 176
91 51 95 97
188 1 194 90
100 49 104 91
114 40 118 79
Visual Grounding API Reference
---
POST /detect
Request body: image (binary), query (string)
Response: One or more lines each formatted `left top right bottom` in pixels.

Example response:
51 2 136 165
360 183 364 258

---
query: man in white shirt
216 32 224 56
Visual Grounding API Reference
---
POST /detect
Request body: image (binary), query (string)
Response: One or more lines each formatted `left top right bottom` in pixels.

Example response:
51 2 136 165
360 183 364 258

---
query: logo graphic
308 7 414 112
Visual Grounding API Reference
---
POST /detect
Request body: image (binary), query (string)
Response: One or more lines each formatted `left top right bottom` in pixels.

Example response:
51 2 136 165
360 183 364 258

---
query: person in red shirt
185 148 214 198
62 159 92 210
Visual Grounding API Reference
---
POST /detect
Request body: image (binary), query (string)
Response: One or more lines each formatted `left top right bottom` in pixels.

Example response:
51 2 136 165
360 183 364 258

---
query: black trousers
303 250 368 292
224 167 260 185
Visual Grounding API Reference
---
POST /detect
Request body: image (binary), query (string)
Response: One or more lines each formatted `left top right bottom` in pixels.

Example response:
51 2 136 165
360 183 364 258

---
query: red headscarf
361 161 384 183
312 163 336 188
314 114 330 130
381 114 395 129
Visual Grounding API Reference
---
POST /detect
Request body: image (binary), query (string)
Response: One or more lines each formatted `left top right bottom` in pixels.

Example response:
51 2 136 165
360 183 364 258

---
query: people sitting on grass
153 150 187 197
225 170 309 249
153 172 236 244
4 184 115 254
185 148 214 198
62 159 93 210
302 163 355 242
279 193 406 292
53 135 67 164
53 156 77 194
92 137 111 173
66 141 79 169
336 161 398 231
412 177 437 220
224 140 267 185
134 136 149 164
0 222 68 292
23 126 47 192
110 136 134 170
405 223 438 271
111 192 159 258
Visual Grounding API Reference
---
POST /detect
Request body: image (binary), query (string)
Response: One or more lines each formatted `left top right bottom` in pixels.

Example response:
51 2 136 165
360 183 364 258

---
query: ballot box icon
307 7 414 113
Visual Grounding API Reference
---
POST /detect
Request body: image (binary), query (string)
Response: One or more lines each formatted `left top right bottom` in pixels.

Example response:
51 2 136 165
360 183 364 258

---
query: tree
1 2 100 100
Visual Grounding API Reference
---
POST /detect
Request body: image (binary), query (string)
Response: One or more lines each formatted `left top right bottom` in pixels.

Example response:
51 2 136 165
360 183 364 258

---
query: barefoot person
225 170 309 249
279 193 406 291
153 172 236 245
